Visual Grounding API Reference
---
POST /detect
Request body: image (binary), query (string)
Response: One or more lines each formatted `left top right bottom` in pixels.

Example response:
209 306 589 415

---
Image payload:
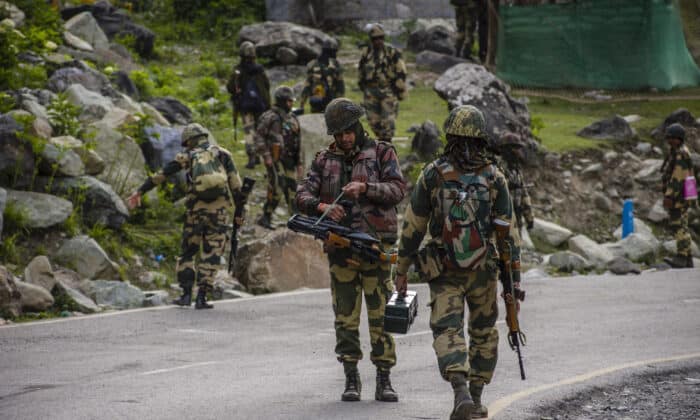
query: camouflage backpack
189 145 229 201
436 159 495 270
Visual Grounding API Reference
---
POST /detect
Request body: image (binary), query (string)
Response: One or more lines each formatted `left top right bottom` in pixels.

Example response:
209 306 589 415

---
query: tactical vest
189 144 229 202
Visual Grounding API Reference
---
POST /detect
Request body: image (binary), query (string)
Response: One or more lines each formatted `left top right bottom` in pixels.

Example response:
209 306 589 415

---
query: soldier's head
499 132 525 163
325 98 365 152
443 105 490 167
665 123 685 148
321 39 338 59
274 85 296 112
239 41 257 62
368 24 385 49
181 123 208 148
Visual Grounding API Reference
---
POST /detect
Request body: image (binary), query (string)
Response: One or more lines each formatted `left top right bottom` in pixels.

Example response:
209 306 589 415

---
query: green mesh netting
495 0 700 91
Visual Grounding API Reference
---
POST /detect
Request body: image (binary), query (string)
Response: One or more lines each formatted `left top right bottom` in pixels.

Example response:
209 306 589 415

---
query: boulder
111 71 139 100
576 115 635 141
20 98 50 121
74 149 106 175
63 31 94 52
529 218 573 247
54 235 120 280
142 290 170 307
16 280 54 312
89 121 148 195
592 191 613 212
633 159 663 186
647 199 669 223
5 190 73 229
238 21 337 64
607 257 641 275
0 114 35 189
407 25 455 55
410 120 442 160
54 268 83 290
0 2 24 27
567 234 614 268
607 232 660 263
0 265 22 317
235 229 329 294
147 97 192 125
140 103 170 126
520 227 535 250
97 107 137 130
0 187 5 239
40 143 85 177
65 83 115 122
64 11 110 51
415 50 467 74
548 251 592 273
47 63 118 97
24 256 56 292
142 124 184 171
613 218 654 241
81 279 144 309
50 135 83 149
298 113 330 170
275 46 299 65
52 280 100 313
651 108 699 141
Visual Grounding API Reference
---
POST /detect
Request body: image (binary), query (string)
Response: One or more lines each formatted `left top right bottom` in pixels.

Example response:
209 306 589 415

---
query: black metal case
384 291 418 334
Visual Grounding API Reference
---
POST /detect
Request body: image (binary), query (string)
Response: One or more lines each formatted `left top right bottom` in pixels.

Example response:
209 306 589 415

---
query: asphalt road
1 269 699 420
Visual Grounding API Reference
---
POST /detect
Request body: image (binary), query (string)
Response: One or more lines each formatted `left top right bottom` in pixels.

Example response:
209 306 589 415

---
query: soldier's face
334 130 356 152
666 137 681 148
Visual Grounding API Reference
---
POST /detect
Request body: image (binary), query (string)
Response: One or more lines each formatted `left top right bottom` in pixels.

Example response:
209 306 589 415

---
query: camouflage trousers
428 263 499 384
177 207 229 291
363 88 398 142
263 162 297 215
454 1 487 60
242 112 259 157
328 248 397 369
668 208 691 257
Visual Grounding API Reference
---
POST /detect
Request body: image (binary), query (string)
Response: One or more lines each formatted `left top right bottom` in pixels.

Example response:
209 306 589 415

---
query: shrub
130 70 155 100
196 76 219 99
47 93 81 137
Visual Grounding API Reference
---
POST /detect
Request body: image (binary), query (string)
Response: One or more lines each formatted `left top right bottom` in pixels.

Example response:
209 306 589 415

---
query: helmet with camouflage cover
181 123 208 146
274 85 296 103
324 98 365 135
664 123 685 142
368 24 385 39
444 105 488 140
239 41 256 58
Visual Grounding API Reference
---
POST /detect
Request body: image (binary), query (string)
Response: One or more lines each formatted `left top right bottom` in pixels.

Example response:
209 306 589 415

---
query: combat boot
375 368 398 402
664 255 691 268
172 287 192 306
245 153 258 169
256 213 274 230
449 373 475 420
341 363 361 402
469 382 488 419
194 288 213 309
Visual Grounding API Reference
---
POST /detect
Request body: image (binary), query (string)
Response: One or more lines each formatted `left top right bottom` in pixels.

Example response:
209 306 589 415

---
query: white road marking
140 361 222 376
175 329 224 334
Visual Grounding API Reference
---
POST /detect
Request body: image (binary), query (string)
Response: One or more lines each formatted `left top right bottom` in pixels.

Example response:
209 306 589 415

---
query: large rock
236 229 329 294
0 114 35 189
410 120 442 160
548 251 592 273
16 280 54 312
605 233 660 263
238 21 337 64
613 218 654 241
89 121 148 195
63 31 94 52
24 256 56 292
576 115 635 141
0 265 22 317
529 218 573 247
140 102 170 126
633 159 663 186
607 257 641 275
65 83 115 122
54 235 120 280
35 176 128 229
647 199 669 223
20 98 50 121
47 64 116 97
147 97 192 125
40 143 85 177
415 50 467 74
64 11 110 51
568 234 614 269
141 125 185 176
434 64 536 151
97 107 138 130
81 279 144 309
5 190 73 229
53 280 100 313
407 25 455 55
298 113 330 170
0 187 5 239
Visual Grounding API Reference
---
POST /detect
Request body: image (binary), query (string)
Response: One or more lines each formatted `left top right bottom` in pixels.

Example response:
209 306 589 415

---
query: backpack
189 145 229 201
436 161 493 270
238 77 266 114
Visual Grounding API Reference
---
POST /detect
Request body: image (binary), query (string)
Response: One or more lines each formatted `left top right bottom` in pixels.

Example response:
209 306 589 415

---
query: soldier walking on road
661 123 696 268
497 132 534 234
296 98 406 403
358 24 407 143
299 39 345 114
127 124 245 309
395 105 518 419
227 41 271 169
254 86 303 229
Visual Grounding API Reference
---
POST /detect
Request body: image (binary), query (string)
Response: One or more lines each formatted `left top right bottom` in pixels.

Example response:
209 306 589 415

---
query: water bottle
621 199 634 239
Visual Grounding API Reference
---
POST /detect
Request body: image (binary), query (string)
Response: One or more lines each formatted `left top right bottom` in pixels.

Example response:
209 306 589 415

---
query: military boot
245 152 258 169
256 213 274 230
469 382 488 419
172 287 192 306
341 363 361 402
664 255 692 268
375 368 399 402
194 288 213 309
449 373 475 420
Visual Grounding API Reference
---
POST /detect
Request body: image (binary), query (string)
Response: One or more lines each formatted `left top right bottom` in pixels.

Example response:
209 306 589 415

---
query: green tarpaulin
495 0 700 90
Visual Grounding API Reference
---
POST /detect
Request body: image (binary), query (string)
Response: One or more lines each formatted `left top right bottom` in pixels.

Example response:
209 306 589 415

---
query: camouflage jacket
254 106 302 169
396 156 512 275
300 58 345 104
662 144 694 209
500 160 534 228
137 138 242 211
358 44 407 100
226 62 271 114
296 136 407 241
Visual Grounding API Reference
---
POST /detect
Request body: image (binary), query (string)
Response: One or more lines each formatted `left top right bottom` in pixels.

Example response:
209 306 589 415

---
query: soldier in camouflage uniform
661 123 696 268
395 105 517 420
127 124 244 309
300 39 345 114
497 132 534 234
296 98 406 403
358 25 407 143
227 41 271 169
451 0 488 61
255 86 303 229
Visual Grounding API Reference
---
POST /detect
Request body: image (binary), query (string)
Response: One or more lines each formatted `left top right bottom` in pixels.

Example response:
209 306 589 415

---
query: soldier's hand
342 181 367 199
318 203 345 222
264 155 273 168
126 191 142 209
395 273 408 297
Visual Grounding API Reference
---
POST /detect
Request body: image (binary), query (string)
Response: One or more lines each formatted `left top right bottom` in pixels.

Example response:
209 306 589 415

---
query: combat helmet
325 98 365 135
181 123 208 146
274 85 296 103
664 123 686 142
444 105 488 139
368 24 385 39
239 41 256 58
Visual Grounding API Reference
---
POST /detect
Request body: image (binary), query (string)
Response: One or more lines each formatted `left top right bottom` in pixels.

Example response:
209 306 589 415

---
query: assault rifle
494 219 527 380
287 214 397 265
228 177 255 274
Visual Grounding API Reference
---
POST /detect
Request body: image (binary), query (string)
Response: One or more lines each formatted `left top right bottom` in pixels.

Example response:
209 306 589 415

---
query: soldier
661 123 695 268
227 40 271 169
395 105 517 420
451 0 488 62
127 123 244 309
296 98 406 402
358 24 407 143
299 39 345 114
497 132 534 234
254 86 303 229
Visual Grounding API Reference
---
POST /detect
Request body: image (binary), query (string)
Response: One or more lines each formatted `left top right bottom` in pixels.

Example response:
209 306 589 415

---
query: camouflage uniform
451 0 488 61
255 105 302 217
137 136 242 296
296 134 406 370
501 161 534 233
661 133 695 265
300 57 345 114
358 30 407 143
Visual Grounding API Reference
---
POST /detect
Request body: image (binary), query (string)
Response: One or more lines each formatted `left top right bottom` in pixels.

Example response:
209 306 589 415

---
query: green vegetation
47 94 82 137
